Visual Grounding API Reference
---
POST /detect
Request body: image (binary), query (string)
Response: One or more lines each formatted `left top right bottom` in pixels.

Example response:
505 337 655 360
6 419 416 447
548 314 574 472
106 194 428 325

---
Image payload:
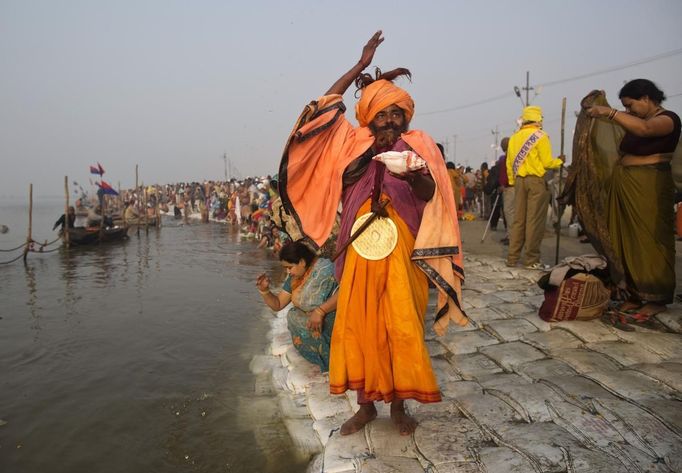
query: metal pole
135 165 140 236
223 153 228 182
64 176 70 248
480 192 501 242
554 97 567 265
23 183 33 262
525 71 530 106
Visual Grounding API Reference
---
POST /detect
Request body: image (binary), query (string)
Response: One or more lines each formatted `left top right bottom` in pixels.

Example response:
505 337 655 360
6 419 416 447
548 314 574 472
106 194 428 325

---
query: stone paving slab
477 447 538 473
278 392 310 419
611 331 682 360
491 302 536 318
554 320 621 343
479 341 546 371
440 381 483 400
283 417 323 457
430 357 463 383
492 422 583 473
522 328 583 351
356 456 427 473
550 348 622 374
430 461 481 473
453 393 524 430
476 373 528 390
655 310 682 333
592 398 682 470
463 306 510 323
440 330 500 355
483 318 537 342
627 362 682 392
585 341 665 366
516 312 553 332
367 418 419 458
584 369 680 401
307 381 353 420
486 382 569 422
539 375 620 410
492 290 525 303
565 447 632 473
323 430 371 473
462 293 505 309
447 353 503 380
637 399 682 437
413 416 486 465
426 339 449 357
515 358 578 381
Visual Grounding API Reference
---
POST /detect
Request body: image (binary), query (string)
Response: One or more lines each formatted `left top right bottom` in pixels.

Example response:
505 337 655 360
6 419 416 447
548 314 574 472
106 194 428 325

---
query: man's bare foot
340 404 377 436
390 400 417 436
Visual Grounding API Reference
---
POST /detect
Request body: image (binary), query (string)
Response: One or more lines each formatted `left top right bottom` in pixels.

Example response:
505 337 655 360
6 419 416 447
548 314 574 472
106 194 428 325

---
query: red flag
97 180 119 196
90 165 101 175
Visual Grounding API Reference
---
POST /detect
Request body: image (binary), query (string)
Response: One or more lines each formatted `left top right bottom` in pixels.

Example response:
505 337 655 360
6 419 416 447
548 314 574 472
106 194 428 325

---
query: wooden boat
65 226 129 245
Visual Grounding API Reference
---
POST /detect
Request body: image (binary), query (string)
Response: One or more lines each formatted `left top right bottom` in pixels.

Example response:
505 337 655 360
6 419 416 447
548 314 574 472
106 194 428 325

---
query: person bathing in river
256 241 338 372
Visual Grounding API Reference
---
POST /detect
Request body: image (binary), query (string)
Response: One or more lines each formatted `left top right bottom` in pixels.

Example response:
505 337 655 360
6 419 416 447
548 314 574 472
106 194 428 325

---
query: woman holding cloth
587 79 681 319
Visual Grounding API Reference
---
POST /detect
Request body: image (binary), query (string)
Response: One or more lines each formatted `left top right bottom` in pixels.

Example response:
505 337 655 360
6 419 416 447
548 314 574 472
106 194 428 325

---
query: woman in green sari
256 241 338 372
585 79 681 319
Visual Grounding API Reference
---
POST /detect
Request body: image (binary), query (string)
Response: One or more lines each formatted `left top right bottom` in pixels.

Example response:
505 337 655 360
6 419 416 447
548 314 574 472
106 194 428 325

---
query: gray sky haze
1 0 681 198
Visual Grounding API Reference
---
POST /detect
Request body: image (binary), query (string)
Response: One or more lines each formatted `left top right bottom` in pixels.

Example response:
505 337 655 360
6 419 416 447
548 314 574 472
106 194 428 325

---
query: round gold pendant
350 212 398 260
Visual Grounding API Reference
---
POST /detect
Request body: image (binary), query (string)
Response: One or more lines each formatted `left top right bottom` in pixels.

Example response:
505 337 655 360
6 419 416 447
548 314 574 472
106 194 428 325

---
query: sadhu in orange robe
279 80 468 404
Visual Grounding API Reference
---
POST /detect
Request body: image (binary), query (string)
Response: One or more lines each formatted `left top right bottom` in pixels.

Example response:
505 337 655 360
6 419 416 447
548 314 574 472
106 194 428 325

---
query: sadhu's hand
359 31 384 68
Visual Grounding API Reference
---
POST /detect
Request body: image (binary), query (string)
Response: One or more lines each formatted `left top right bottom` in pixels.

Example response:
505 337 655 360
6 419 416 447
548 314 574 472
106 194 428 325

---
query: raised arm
586 105 674 138
325 31 384 96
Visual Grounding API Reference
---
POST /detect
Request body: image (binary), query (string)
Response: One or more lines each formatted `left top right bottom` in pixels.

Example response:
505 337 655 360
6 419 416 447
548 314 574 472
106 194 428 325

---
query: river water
0 197 308 473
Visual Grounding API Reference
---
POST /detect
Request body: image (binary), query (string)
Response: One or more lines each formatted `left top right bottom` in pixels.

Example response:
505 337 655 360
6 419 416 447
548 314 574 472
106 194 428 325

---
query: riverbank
255 220 682 473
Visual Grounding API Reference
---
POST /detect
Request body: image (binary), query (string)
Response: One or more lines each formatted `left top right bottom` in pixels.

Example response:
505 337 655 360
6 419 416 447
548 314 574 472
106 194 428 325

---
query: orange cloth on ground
355 79 415 127
280 94 467 336
329 198 440 403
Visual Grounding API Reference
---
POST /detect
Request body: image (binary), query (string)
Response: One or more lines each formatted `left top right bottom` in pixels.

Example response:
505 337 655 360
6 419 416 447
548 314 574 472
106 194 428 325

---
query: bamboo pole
554 97 567 265
23 183 33 262
135 165 140 236
64 176 70 248
155 186 161 228
143 182 149 234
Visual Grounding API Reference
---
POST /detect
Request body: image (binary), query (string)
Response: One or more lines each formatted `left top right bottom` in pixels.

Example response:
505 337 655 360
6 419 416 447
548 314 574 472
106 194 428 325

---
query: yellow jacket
506 124 562 186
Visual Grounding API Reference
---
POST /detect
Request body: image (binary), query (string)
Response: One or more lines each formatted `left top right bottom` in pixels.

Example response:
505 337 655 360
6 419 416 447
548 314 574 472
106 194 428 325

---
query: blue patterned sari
283 258 337 372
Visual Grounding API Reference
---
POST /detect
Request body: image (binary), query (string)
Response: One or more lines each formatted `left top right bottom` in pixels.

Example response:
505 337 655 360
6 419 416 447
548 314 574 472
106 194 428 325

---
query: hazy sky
1 0 681 198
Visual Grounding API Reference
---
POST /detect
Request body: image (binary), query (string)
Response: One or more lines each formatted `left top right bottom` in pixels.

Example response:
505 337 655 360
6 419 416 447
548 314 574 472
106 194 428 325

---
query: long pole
525 71 530 106
64 176 70 248
554 97 567 265
23 183 33 262
223 153 228 182
135 165 140 236
143 182 149 234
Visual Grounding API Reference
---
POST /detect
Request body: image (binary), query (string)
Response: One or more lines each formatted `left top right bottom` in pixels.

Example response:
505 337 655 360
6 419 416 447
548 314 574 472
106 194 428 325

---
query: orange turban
355 79 415 127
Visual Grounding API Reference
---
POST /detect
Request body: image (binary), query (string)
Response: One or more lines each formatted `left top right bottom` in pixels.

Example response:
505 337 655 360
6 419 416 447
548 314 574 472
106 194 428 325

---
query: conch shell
373 151 426 174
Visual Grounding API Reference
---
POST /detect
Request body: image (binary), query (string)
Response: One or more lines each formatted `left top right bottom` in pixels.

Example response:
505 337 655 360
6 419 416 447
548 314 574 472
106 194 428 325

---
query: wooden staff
331 199 389 262
554 97 567 265
155 186 161 228
135 164 140 236
143 182 149 234
64 176 70 248
23 183 33 262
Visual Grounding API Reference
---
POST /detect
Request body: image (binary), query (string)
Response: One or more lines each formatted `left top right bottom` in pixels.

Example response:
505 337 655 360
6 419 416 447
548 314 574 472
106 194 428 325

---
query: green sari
283 258 337 372
565 90 676 303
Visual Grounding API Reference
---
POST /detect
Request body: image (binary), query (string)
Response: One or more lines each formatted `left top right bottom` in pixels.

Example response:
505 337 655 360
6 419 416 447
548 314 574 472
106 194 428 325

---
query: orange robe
279 94 468 402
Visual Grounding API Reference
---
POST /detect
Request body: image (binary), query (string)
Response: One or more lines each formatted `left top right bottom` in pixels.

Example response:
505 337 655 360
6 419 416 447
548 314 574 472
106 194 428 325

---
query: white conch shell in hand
373 151 427 174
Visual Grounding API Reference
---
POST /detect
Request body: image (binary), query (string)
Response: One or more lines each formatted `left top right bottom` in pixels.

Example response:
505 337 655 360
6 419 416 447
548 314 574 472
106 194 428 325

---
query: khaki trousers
502 186 515 232
507 175 549 266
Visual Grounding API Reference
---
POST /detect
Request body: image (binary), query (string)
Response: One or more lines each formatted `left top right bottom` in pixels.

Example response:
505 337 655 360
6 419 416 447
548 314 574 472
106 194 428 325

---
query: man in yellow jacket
505 106 563 269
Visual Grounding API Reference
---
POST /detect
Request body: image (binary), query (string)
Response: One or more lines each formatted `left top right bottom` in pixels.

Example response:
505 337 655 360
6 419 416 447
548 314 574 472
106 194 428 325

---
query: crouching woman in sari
256 241 338 372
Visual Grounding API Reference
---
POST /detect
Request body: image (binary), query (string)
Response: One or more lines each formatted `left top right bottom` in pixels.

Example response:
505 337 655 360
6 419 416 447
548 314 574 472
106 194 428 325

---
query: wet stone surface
263 253 682 473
